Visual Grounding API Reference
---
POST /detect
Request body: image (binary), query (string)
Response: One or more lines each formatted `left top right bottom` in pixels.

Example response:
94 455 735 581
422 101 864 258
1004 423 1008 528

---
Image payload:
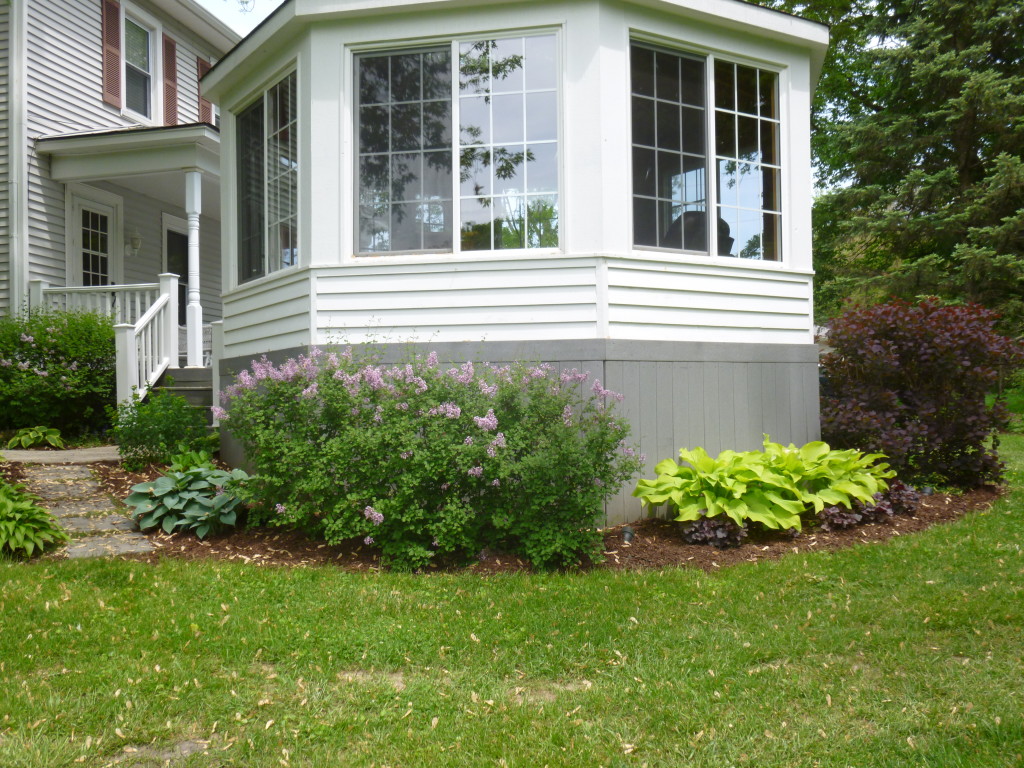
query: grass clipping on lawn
0 435 1021 767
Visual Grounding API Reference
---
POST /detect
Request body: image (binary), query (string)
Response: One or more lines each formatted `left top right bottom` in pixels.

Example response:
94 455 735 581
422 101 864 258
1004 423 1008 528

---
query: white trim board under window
64 184 124 287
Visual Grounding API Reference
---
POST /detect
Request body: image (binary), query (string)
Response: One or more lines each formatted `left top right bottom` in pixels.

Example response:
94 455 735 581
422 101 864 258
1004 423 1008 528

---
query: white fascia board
37 126 221 181
206 0 828 100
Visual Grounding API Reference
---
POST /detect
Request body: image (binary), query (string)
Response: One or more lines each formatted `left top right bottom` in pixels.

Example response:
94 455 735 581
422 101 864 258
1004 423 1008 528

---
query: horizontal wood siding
23 0 221 293
0 4 9 314
222 270 312 358
313 259 600 344
607 258 814 344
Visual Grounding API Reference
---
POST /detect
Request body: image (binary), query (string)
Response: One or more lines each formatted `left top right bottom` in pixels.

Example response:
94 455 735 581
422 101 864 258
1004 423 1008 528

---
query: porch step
155 368 213 424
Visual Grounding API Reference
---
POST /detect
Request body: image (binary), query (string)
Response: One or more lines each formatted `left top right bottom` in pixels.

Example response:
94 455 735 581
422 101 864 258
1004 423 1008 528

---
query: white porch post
159 273 179 369
185 170 204 366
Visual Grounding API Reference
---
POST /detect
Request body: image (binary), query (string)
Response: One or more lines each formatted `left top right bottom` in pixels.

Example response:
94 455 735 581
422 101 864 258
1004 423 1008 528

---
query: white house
0 0 238 390
203 0 829 521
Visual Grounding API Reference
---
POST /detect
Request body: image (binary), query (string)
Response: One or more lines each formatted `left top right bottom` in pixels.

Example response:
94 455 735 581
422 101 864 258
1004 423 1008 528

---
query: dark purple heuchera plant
680 514 748 548
818 479 922 531
820 299 1022 488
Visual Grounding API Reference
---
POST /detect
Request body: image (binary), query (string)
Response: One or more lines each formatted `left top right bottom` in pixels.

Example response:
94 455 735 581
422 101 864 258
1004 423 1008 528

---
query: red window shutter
101 0 122 108
197 57 213 124
163 34 178 125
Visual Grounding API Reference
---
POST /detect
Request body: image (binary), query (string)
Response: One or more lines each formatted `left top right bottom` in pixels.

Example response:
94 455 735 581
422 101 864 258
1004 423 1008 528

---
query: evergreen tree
765 0 1024 333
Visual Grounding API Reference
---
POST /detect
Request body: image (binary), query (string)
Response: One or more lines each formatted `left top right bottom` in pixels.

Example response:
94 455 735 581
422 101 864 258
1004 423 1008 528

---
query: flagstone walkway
2 447 154 559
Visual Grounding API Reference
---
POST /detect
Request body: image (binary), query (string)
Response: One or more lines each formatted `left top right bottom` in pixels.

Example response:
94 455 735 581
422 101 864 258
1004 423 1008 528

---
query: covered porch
35 124 222 401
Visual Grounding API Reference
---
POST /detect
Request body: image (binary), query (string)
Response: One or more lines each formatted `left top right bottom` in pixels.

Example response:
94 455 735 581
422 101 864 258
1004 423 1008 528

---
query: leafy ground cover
1 438 1022 766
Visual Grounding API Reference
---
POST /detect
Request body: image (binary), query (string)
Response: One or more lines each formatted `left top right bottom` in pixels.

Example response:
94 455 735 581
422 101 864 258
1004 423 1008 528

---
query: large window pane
457 33 559 251
124 19 151 117
357 48 454 253
630 44 707 251
715 63 781 260
236 98 265 282
632 44 782 261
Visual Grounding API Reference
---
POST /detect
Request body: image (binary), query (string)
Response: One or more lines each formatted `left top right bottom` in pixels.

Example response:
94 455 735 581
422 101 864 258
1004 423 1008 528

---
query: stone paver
63 515 138 533
65 534 154 559
48 497 121 518
1 445 120 464
5 447 154 559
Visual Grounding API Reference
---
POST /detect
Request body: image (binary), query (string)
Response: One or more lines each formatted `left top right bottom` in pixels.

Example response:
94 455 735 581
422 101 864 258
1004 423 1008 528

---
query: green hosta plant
0 482 69 558
167 449 217 472
6 426 65 450
125 465 250 540
633 437 894 532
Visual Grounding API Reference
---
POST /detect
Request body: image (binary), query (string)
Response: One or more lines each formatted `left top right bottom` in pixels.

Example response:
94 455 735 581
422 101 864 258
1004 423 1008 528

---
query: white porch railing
113 274 180 403
28 275 180 402
28 280 160 325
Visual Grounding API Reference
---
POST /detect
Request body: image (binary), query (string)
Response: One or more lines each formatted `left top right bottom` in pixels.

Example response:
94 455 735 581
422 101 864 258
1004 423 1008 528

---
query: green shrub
0 310 115 435
125 465 249 540
6 426 65 450
0 482 69 558
633 437 894 532
167 449 217 472
219 348 642 571
111 389 215 471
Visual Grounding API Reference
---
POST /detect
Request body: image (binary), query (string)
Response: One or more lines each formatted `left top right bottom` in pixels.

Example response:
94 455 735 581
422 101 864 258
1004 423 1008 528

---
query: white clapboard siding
313 259 601 344
222 269 312 357
21 1 223 293
607 258 813 344
0 4 9 314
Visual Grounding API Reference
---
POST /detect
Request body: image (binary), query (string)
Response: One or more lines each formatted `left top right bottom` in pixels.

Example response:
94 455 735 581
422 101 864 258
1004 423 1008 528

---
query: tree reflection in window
355 34 558 254
458 35 559 251
630 44 781 260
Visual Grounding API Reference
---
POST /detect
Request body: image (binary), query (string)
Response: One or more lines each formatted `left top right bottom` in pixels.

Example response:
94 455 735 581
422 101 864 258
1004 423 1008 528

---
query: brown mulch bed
86 460 1002 574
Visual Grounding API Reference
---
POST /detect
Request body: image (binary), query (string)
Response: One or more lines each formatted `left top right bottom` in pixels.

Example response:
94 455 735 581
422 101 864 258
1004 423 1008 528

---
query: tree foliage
760 0 1024 332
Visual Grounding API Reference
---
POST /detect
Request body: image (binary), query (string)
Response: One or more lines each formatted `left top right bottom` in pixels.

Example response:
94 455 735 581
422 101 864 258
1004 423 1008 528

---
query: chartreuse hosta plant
633 437 894 532
125 465 250 540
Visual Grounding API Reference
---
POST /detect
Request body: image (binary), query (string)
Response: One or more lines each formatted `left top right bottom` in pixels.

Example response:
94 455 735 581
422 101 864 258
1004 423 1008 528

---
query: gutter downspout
9 0 28 312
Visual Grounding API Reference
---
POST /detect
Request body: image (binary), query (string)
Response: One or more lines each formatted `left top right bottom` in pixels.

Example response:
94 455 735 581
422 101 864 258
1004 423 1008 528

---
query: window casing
630 43 782 261
355 33 559 255
121 9 161 121
236 71 299 283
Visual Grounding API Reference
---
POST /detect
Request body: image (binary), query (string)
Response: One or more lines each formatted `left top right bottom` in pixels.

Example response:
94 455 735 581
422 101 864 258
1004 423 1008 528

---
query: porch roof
36 123 221 219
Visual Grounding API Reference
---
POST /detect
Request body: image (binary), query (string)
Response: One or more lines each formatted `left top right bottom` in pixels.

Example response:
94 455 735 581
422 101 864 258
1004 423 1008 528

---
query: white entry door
66 185 123 287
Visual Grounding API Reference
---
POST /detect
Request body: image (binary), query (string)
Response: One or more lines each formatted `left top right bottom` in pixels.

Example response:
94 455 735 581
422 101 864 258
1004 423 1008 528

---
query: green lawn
2 439 1023 767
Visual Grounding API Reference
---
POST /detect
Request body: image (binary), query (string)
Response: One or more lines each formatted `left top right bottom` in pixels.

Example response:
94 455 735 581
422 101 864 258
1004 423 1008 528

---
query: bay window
631 43 781 261
356 33 559 255
236 71 298 283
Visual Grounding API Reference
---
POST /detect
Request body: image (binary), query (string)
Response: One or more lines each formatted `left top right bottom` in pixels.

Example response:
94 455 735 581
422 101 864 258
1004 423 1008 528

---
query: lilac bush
220 348 642 570
0 310 115 434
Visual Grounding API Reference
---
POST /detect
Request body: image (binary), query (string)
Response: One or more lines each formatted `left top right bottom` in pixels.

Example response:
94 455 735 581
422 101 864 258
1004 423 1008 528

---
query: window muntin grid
267 72 298 270
354 33 559 255
630 44 782 261
714 60 781 261
234 70 298 284
81 208 110 287
357 49 453 252
124 18 152 118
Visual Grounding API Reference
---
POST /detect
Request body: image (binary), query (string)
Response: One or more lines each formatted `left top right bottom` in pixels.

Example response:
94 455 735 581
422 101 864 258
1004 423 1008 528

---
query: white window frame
350 30 563 258
233 68 300 284
120 3 163 124
64 183 124 287
628 38 786 263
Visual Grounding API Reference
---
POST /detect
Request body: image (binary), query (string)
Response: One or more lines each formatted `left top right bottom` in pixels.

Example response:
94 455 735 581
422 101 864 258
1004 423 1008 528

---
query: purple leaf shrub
820 299 1022 488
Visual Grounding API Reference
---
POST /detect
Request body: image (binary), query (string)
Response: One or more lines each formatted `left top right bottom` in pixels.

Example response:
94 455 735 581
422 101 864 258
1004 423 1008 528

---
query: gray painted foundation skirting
219 338 821 526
